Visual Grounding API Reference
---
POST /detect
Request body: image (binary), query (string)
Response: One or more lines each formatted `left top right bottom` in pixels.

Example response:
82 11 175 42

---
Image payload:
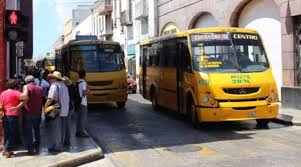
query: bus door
159 39 178 111
177 40 188 114
142 47 148 97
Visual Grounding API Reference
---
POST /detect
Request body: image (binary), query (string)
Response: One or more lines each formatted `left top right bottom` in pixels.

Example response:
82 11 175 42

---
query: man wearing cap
22 75 43 155
45 71 70 152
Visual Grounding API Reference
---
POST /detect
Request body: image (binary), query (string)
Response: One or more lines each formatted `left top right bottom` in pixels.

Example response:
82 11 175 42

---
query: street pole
0 0 6 152
0 0 6 91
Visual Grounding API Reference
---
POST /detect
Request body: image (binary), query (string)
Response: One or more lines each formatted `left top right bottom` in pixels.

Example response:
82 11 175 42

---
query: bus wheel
256 119 270 129
151 90 159 111
117 102 126 109
188 97 201 129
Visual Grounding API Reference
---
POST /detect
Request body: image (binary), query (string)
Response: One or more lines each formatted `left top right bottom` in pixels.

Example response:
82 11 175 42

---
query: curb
271 113 296 126
47 136 104 167
48 148 103 167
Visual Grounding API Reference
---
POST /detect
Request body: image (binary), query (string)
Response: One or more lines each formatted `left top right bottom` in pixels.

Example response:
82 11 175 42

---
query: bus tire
151 88 160 111
187 97 201 129
117 101 126 109
256 119 270 129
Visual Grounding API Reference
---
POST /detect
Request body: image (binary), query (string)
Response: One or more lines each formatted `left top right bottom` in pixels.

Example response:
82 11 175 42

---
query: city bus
139 27 279 128
55 39 128 108
44 56 55 72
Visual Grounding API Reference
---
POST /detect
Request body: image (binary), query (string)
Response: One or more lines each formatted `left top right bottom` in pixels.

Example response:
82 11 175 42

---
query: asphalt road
82 94 301 167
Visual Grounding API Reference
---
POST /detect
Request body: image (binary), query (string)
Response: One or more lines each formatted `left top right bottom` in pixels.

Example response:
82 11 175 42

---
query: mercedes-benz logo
239 88 247 94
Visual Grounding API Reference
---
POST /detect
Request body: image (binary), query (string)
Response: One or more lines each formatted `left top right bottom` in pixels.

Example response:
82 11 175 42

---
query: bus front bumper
88 91 128 104
196 103 279 122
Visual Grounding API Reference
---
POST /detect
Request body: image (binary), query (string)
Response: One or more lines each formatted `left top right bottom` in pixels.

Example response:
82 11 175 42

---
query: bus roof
140 27 258 46
59 40 121 49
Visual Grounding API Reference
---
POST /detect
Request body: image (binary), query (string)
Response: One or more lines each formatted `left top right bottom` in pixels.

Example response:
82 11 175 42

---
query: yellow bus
139 27 279 128
44 57 55 72
55 39 128 108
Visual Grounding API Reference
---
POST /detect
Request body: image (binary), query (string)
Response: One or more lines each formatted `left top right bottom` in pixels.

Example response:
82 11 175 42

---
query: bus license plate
248 112 256 118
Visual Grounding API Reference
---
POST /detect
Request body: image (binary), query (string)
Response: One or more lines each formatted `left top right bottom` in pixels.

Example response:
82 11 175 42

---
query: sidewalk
273 108 301 126
0 116 103 167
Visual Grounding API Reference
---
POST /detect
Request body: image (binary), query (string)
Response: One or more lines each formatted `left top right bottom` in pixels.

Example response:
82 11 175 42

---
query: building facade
63 5 91 44
64 17 73 44
113 0 158 77
158 0 301 108
73 14 93 38
91 0 113 40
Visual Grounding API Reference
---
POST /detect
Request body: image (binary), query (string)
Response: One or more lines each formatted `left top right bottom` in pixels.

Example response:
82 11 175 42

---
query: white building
112 0 158 78
91 0 114 41
73 14 93 38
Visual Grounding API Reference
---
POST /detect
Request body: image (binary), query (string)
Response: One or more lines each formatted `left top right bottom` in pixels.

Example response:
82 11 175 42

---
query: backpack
73 81 83 109
67 85 76 111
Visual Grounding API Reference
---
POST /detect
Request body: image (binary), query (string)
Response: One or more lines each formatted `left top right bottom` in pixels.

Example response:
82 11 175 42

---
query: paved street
83 94 301 167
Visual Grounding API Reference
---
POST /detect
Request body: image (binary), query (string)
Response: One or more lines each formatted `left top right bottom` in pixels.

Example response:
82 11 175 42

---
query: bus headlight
267 92 278 103
202 96 209 103
200 95 218 108
271 92 278 100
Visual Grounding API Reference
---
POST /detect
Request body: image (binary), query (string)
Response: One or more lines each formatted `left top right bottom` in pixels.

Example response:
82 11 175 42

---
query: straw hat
48 71 65 81
63 76 72 86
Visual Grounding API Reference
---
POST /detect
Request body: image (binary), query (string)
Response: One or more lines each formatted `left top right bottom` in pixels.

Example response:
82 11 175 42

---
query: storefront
127 44 136 78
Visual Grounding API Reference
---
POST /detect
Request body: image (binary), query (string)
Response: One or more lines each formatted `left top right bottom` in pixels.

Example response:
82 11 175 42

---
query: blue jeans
76 105 87 133
3 116 19 152
23 114 41 150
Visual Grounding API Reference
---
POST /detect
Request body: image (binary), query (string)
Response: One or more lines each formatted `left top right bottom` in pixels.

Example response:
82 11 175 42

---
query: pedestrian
44 71 70 152
62 76 74 147
22 75 43 155
34 71 50 104
75 70 89 137
0 101 4 153
0 79 27 158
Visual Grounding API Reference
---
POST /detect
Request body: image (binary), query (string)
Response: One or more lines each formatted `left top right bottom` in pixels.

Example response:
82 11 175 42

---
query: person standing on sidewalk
45 71 70 152
22 75 43 155
34 71 50 105
76 70 89 137
62 76 74 146
0 79 27 158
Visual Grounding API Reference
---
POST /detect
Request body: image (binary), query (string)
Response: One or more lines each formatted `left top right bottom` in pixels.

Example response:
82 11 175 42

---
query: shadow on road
86 95 287 154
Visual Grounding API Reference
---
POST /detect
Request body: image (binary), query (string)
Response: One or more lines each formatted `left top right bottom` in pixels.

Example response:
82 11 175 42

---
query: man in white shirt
45 71 70 152
76 70 89 137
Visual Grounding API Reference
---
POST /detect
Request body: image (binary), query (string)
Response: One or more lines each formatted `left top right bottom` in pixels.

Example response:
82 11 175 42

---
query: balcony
98 0 113 15
135 0 148 20
121 10 133 26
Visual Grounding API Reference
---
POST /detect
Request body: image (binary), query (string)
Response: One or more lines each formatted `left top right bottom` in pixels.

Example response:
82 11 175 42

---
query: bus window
182 42 192 73
163 39 177 68
70 44 123 72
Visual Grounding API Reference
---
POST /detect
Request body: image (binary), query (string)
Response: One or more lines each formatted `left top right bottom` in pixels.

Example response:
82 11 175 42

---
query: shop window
295 16 301 86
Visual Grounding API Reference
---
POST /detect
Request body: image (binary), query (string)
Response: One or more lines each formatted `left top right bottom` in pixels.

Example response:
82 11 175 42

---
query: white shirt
48 81 70 117
34 78 50 97
78 79 88 106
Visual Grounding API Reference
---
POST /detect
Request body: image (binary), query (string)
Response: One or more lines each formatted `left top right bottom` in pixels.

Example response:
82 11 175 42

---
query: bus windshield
190 33 269 73
45 59 55 66
70 44 123 72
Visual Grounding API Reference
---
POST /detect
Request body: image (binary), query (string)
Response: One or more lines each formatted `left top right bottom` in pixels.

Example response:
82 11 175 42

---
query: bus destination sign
191 34 229 42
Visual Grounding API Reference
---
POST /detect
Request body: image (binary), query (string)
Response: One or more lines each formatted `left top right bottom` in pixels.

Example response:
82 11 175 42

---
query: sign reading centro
233 34 258 40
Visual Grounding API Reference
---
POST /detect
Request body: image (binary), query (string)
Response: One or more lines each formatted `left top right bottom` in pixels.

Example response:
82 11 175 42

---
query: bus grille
88 81 113 87
223 88 259 95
